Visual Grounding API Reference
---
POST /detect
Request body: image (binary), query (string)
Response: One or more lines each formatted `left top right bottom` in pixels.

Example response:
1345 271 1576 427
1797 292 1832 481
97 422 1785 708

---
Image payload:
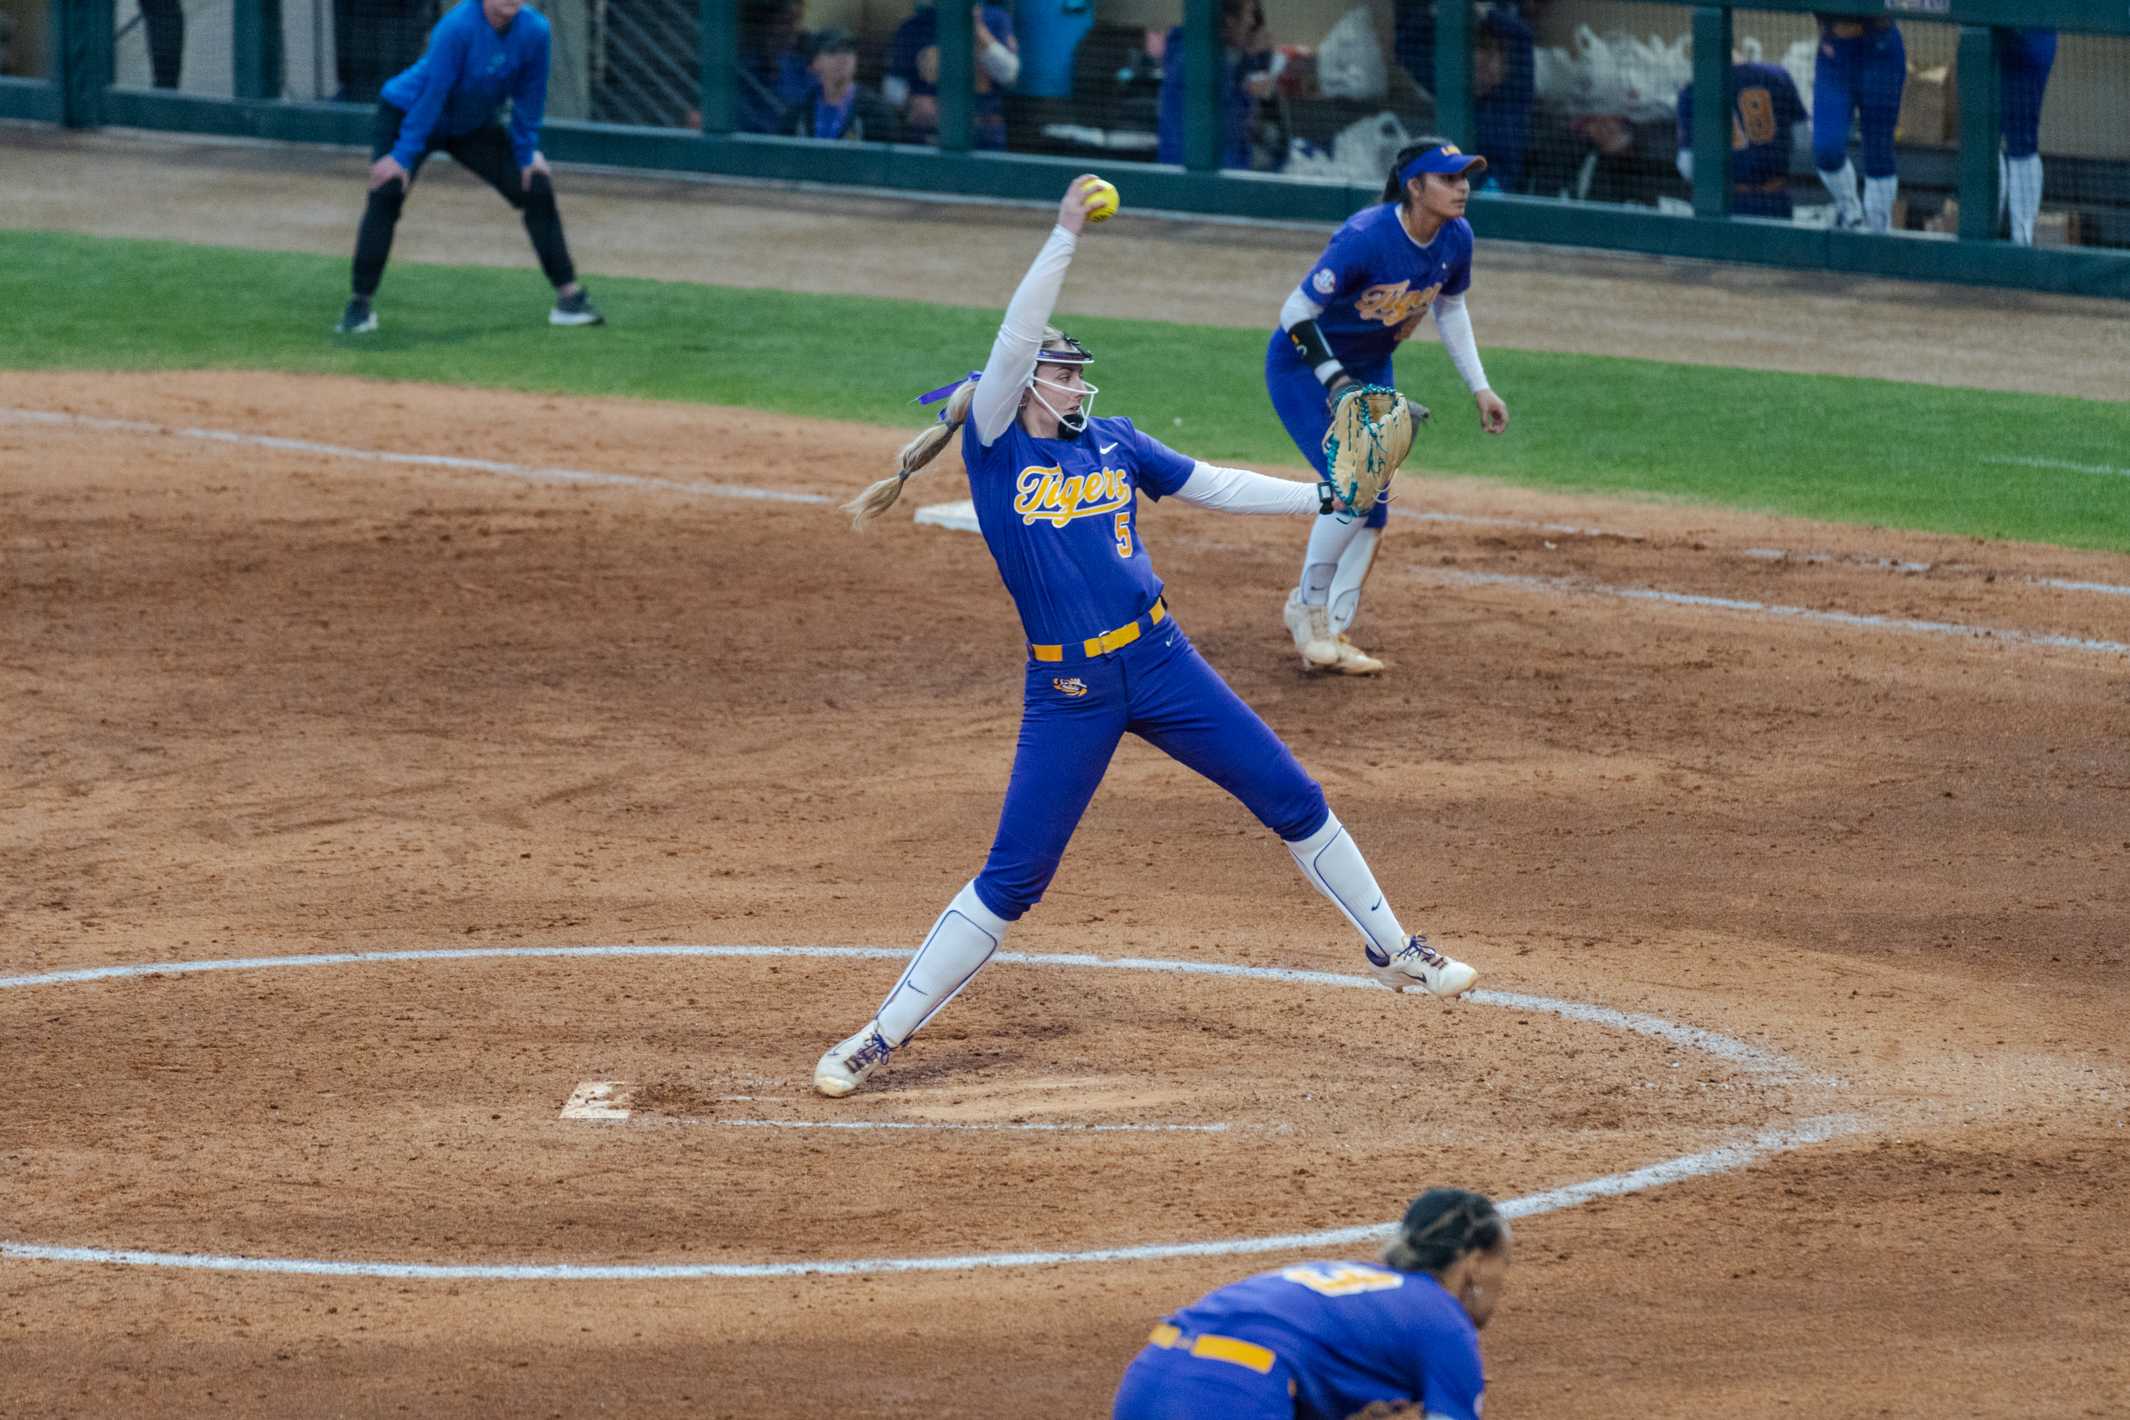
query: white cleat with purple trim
1366 934 1478 999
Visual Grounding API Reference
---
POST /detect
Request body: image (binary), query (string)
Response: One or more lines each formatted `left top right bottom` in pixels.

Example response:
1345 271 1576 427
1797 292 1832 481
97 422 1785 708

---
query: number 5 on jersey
1114 512 1133 557
1282 1263 1406 1297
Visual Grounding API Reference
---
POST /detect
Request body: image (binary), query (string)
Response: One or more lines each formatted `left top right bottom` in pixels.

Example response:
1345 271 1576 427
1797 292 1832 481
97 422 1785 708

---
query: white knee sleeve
875 880 1008 1046
1300 514 1368 606
1327 527 1381 636
1285 811 1406 958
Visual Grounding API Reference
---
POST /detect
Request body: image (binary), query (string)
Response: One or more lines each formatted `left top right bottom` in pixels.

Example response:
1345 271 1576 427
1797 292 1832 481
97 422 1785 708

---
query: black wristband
1316 479 1337 515
1287 318 1349 388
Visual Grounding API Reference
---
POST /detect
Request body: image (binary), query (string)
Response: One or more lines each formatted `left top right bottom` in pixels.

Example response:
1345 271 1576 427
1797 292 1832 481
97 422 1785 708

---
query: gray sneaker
335 297 377 335
549 288 605 327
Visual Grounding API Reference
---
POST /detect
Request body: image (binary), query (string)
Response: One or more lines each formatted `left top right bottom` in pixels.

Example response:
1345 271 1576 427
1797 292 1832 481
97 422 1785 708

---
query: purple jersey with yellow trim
1676 62 1807 190
1297 203 1474 369
1151 1261 1485 1420
961 413 1197 647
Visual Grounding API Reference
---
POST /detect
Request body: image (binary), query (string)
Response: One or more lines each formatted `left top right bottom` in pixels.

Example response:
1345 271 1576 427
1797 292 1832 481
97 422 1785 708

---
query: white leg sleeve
1327 526 1382 637
1285 811 1406 958
874 880 1007 1046
1863 175 1898 233
1819 160 1864 227
2006 155 2043 246
1300 515 1367 606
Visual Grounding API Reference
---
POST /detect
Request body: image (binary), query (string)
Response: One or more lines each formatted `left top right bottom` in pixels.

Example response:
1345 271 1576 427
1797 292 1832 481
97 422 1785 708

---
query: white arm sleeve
1173 461 1322 516
1432 291 1491 395
1676 147 1694 183
972 225 1077 445
979 39 1021 87
1279 285 1326 331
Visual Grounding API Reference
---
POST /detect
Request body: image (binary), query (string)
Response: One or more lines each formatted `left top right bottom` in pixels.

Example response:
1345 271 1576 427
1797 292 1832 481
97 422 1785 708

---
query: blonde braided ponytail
844 379 979 531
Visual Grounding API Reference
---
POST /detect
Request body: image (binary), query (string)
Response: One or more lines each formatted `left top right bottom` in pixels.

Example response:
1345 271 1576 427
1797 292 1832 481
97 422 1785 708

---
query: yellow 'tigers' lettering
1355 279 1444 338
1014 464 1134 528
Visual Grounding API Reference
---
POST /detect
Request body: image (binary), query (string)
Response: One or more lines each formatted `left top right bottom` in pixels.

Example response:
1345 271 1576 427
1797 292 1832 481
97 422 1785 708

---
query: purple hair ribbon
916 371 983 420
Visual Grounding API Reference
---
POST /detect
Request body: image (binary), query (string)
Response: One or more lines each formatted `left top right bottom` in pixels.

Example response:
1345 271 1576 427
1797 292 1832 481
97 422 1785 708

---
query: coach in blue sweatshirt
337 0 602 334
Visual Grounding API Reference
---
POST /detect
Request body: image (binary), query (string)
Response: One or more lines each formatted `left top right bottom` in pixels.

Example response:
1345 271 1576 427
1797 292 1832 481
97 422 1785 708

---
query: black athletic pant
351 103 578 301
136 0 185 90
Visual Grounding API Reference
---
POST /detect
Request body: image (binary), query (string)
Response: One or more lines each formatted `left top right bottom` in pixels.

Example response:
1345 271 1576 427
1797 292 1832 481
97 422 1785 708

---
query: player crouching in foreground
1112 1188 1511 1420
814 175 1477 1100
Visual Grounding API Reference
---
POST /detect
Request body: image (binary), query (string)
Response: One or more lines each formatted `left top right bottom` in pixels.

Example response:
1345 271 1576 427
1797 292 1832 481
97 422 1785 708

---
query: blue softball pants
1112 1340 1297 1420
1265 329 1392 531
2001 29 2057 160
970 612 1329 922
1813 26 1906 179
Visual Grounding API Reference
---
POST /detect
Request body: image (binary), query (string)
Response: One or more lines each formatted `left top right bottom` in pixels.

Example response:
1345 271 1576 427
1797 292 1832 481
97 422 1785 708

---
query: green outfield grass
6 230 2127 552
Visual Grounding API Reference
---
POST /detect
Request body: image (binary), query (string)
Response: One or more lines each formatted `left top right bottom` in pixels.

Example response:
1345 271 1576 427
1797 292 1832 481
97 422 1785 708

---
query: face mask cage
1029 332 1097 436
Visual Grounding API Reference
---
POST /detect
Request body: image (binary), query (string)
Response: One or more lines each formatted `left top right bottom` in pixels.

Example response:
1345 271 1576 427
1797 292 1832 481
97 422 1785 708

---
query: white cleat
1367 935 1478 999
814 1021 893 1098
1283 590 1340 670
1328 634 1385 676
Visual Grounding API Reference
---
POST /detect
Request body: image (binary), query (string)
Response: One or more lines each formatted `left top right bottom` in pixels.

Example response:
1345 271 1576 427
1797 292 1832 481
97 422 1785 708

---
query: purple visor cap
1398 145 1489 187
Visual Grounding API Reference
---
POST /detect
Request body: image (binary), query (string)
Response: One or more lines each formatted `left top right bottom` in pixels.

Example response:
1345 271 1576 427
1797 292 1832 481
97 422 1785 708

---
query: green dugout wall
4 0 2128 299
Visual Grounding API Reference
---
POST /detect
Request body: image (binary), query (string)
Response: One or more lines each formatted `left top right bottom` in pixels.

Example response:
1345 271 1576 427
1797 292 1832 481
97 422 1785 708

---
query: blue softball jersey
381 0 553 170
1676 61 1808 190
1114 1261 1485 1420
1297 203 1474 370
961 413 1198 648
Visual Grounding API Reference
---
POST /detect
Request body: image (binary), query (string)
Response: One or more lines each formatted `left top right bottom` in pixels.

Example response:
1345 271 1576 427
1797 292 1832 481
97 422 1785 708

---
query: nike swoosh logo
1099 442 1117 455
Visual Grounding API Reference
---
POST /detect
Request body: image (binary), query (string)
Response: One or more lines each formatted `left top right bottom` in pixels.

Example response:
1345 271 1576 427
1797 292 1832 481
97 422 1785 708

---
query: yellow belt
1148 1322 1278 1375
1030 597 1167 663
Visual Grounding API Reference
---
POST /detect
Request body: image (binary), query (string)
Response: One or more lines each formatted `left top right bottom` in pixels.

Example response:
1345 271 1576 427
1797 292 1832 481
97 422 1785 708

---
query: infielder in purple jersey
815 176 1481 1099
1112 1188 1512 1420
1270 141 1510 676
335 0 602 336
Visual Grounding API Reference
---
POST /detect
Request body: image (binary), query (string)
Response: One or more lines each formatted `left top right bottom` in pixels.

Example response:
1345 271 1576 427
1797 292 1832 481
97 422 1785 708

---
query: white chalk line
0 1115 1861 1282
1983 454 2130 480
1425 568 2130 657
0 407 828 505
0 942 1844 1280
917 497 2130 609
8 405 2121 602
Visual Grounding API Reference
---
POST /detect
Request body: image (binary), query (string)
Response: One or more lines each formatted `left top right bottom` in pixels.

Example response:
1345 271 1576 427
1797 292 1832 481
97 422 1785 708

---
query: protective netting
67 0 2130 249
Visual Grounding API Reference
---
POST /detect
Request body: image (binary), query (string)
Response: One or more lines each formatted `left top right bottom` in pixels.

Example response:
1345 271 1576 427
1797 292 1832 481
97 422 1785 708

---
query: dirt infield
3 366 2126 1418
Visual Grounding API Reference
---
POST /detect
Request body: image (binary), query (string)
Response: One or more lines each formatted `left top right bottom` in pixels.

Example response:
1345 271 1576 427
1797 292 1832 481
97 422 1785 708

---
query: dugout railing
3 0 2127 299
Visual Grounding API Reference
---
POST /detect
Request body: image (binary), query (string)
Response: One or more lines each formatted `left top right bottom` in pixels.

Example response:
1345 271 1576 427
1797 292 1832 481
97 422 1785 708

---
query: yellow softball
1080 177 1120 223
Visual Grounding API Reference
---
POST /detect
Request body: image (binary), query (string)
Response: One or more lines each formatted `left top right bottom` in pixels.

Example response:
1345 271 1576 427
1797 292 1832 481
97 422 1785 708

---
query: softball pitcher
1269 141 1510 677
815 176 1480 1099
1112 1187 1511 1419
1811 13 1905 233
